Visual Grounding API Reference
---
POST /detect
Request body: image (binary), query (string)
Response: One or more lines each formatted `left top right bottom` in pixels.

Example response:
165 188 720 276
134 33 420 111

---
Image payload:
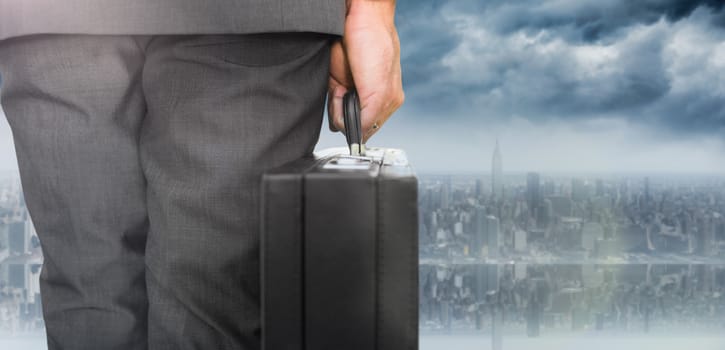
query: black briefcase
260 92 418 350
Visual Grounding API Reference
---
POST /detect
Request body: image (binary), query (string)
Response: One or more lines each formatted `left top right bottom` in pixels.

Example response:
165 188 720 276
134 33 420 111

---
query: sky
322 0 725 174
3 0 725 174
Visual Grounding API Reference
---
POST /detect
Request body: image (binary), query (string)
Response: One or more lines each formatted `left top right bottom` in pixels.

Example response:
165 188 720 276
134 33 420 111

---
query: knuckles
394 91 405 108
387 90 405 110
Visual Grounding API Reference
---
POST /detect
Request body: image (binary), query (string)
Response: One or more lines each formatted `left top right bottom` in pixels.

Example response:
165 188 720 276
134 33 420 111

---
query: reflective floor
420 335 725 350
419 263 725 349
0 334 45 350
2 334 722 350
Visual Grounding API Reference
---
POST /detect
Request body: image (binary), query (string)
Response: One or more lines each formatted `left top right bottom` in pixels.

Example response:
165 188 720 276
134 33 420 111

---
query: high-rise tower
527 172 541 219
491 139 503 199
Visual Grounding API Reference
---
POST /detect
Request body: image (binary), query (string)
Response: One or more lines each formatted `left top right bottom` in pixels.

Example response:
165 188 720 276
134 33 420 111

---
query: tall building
475 179 484 198
5 262 29 290
542 180 556 196
491 139 503 199
485 215 501 258
514 229 527 252
8 221 27 255
595 179 604 197
571 178 587 202
473 209 501 258
473 207 488 257
527 172 541 218
440 181 450 210
474 264 500 300
644 176 651 202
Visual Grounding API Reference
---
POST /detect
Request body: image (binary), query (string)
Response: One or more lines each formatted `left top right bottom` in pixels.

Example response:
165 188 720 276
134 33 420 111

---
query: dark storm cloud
396 1 462 87
475 0 725 42
395 0 725 136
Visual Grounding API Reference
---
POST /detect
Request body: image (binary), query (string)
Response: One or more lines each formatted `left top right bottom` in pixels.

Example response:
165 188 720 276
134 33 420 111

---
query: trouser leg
0 35 150 349
140 33 332 349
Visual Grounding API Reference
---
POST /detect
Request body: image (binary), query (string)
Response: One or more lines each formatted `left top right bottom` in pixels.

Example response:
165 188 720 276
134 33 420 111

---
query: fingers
359 88 404 143
328 40 353 132
327 82 348 132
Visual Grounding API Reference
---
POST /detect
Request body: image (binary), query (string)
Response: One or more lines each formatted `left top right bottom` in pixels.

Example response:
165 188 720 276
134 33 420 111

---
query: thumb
327 83 349 132
327 40 353 132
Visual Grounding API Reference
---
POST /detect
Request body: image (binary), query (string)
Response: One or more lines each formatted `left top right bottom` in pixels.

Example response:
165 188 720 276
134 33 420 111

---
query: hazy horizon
3 105 725 175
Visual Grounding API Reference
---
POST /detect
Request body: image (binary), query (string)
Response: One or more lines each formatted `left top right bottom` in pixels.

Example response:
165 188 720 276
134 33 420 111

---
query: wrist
346 0 396 22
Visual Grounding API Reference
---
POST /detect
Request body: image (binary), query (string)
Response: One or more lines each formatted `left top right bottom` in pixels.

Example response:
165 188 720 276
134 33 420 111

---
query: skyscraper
473 209 501 258
491 139 503 199
474 264 500 300
8 221 27 255
644 176 651 202
527 172 541 216
571 178 587 202
440 181 450 210
486 215 501 258
473 206 488 257
595 179 604 196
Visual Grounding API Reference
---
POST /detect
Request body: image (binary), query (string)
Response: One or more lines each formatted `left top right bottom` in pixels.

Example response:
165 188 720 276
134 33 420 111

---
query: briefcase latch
322 155 374 170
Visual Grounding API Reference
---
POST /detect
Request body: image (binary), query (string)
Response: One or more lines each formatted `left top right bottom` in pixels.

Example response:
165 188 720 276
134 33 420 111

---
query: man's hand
328 0 404 143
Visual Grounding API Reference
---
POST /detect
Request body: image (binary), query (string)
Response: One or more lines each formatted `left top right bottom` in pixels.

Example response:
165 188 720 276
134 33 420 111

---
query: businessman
0 0 403 349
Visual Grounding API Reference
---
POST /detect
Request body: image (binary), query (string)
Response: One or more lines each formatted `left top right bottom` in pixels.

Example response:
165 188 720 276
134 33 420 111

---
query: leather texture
261 150 419 350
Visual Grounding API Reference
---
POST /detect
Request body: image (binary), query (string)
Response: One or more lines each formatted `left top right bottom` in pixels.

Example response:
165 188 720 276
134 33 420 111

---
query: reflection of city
0 174 43 335
420 263 725 335
418 142 725 343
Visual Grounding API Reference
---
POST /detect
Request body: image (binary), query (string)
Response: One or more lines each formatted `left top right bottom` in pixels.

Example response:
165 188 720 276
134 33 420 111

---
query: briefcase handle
343 90 366 156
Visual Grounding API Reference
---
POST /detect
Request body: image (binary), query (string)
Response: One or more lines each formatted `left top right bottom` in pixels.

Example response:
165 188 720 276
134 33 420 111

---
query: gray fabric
0 33 332 349
0 0 345 40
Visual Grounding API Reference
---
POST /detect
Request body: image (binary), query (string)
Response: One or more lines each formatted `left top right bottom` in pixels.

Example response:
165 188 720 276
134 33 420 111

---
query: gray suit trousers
0 33 332 349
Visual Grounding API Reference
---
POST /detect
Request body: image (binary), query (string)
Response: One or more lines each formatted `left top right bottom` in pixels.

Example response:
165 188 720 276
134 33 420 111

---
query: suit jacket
0 0 345 40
